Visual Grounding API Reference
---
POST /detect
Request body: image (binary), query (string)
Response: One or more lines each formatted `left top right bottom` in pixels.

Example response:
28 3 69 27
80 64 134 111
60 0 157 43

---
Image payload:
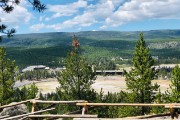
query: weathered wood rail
76 102 180 119
1 99 180 119
76 103 171 106
30 99 87 113
28 114 98 118
3 108 55 120
0 99 36 109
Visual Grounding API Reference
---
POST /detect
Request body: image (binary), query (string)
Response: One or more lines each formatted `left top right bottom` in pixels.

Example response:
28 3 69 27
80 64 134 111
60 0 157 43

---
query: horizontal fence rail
0 99 37 109
76 103 180 107
1 99 180 119
28 114 98 118
3 108 55 120
30 100 87 104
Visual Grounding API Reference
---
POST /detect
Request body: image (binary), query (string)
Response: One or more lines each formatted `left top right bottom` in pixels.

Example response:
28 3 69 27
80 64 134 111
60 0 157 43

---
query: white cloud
102 0 180 28
44 0 125 31
30 0 180 32
45 0 88 21
30 23 45 31
0 0 33 24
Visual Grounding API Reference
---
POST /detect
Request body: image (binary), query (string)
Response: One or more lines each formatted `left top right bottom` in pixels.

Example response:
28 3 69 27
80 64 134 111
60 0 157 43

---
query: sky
1 0 180 34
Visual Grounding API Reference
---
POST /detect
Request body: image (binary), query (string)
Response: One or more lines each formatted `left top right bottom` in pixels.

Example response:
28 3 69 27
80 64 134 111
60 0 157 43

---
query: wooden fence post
31 100 36 113
82 101 88 115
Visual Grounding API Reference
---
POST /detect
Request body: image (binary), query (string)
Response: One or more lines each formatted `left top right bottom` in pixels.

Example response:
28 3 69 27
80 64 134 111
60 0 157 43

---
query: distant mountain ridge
1 30 180 48
0 30 179 68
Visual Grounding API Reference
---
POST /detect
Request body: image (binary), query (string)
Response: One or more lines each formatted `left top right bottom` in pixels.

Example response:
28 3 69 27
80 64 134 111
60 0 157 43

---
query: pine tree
0 47 18 105
56 35 96 100
167 65 180 102
124 33 159 115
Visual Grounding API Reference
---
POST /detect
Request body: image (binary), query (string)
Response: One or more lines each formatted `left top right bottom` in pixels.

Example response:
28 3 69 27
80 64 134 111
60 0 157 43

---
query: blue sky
1 0 180 34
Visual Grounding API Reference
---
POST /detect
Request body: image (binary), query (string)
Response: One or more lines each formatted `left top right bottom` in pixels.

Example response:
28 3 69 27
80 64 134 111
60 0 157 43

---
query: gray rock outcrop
0 103 28 118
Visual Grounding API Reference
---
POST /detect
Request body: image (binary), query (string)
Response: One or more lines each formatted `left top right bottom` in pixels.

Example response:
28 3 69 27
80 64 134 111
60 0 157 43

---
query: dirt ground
27 75 171 94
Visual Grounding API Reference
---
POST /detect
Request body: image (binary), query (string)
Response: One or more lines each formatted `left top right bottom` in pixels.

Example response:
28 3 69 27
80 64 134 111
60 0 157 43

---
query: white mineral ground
14 75 171 94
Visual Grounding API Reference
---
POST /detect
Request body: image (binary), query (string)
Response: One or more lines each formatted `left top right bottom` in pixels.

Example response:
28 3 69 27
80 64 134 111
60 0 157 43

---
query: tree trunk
141 90 145 115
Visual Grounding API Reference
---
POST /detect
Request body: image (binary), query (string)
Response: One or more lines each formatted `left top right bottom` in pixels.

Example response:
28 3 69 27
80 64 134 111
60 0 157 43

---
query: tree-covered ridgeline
1 30 179 68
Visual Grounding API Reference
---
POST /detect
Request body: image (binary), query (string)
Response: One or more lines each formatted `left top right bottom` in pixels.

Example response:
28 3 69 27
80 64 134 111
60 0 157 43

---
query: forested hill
1 30 180 47
0 30 180 69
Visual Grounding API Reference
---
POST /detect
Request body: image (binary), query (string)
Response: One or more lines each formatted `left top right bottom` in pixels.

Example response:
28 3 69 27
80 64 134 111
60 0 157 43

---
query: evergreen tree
56 35 96 100
166 65 180 102
14 83 38 101
124 33 159 115
0 48 18 105
164 65 180 119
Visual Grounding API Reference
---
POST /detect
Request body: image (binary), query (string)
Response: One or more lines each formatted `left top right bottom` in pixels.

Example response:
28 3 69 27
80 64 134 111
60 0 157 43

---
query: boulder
0 102 28 118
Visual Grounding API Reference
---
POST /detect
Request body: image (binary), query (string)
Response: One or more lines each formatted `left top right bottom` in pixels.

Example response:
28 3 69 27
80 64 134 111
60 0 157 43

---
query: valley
1 30 180 69
1 0 180 119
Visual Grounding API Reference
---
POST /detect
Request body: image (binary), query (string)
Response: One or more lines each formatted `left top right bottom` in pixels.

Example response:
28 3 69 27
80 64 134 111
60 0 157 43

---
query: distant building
22 65 49 72
45 67 50 70
96 70 124 75
55 67 66 71
152 64 180 71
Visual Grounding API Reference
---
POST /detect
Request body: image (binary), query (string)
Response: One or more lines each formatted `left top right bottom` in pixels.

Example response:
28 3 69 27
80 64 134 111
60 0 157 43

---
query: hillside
2 30 180 47
0 30 180 69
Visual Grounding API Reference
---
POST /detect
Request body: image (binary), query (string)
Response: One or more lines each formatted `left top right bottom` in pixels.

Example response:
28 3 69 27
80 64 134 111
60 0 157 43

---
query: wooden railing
0 99 97 120
76 102 180 119
29 99 97 119
0 99 34 110
1 99 180 119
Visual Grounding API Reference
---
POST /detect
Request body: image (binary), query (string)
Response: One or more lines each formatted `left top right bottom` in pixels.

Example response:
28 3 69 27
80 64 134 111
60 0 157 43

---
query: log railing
76 102 180 119
1 99 180 119
30 99 87 112
0 99 97 119
0 99 36 110
29 100 97 119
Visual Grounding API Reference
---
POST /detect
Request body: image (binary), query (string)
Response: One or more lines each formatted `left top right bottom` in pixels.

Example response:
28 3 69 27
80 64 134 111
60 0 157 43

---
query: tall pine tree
124 33 159 115
56 35 96 100
166 65 180 102
0 48 18 105
165 65 180 119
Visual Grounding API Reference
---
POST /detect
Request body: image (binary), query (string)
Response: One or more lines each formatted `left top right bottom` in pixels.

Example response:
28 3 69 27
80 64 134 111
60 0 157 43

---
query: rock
0 102 28 118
